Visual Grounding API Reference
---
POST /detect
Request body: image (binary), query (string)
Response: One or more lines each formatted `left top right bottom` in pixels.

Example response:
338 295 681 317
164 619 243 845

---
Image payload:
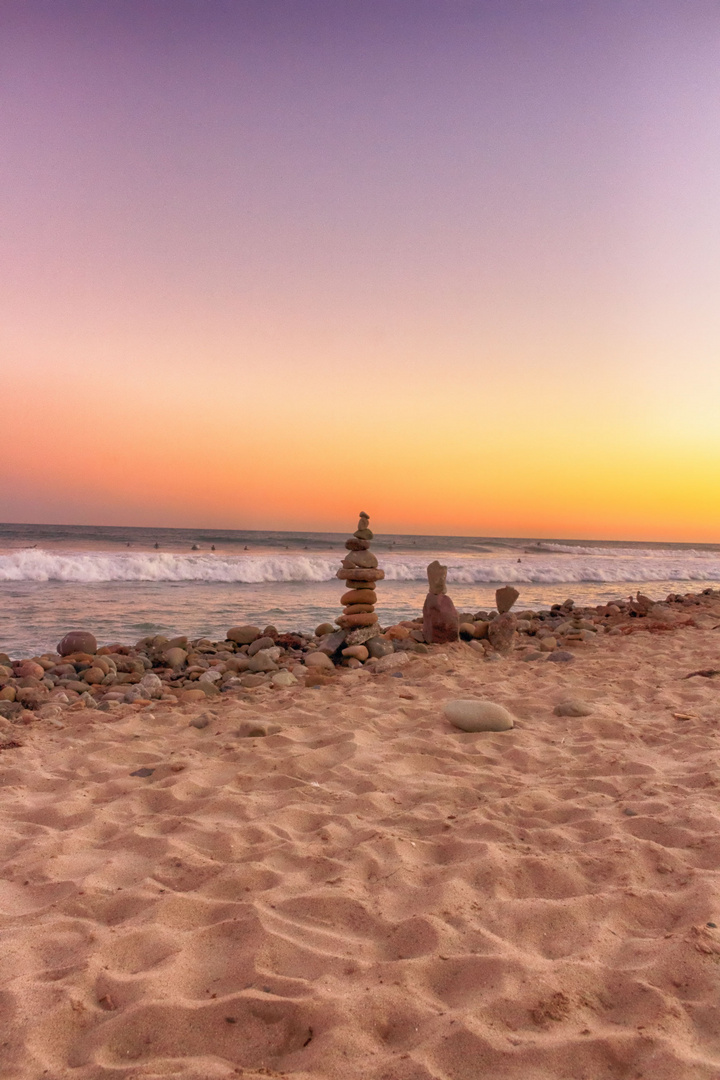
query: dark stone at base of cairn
422 560 459 644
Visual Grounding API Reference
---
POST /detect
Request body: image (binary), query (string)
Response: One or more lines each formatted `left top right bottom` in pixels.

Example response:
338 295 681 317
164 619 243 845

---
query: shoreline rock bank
1 587 718 727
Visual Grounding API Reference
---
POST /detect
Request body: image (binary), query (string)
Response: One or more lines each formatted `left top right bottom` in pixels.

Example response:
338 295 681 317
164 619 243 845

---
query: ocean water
1 522 719 658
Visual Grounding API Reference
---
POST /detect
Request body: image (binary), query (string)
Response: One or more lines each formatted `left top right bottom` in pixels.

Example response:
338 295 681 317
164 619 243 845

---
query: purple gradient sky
2 2 719 537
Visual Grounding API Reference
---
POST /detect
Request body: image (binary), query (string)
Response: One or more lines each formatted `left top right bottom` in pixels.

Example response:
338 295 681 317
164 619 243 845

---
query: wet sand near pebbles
1 619 720 1078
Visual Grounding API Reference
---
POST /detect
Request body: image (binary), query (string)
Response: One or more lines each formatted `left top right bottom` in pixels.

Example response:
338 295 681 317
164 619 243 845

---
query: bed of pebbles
1 586 718 727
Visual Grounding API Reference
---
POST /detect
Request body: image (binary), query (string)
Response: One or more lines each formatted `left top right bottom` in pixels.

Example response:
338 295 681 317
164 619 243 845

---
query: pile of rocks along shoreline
1 588 719 726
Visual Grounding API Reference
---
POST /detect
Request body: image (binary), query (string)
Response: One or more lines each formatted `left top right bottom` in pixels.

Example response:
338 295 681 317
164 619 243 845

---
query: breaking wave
1 548 719 585
533 542 720 558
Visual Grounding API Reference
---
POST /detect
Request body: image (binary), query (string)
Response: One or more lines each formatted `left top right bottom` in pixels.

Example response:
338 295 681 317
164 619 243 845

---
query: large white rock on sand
443 699 515 732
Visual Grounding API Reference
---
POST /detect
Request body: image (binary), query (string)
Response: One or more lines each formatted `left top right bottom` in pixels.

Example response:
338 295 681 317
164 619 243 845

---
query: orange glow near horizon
2 5 720 545
4 350 718 543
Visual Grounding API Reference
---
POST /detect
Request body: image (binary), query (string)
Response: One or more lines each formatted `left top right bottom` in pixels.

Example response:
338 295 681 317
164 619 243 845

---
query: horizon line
1 520 718 549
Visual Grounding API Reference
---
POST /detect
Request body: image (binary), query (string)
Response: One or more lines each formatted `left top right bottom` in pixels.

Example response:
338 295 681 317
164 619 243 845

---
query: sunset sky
2 0 719 541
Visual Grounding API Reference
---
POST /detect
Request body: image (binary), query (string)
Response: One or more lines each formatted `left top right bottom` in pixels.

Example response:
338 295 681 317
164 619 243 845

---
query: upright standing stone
495 586 520 614
427 560 448 595
422 562 459 643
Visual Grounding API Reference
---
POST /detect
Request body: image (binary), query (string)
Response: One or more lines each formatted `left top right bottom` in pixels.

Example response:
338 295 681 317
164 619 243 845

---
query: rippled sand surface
1 626 719 1079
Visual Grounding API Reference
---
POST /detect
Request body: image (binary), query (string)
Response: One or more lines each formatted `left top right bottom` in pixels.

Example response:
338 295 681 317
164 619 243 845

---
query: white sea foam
533 542 720 558
1 548 719 585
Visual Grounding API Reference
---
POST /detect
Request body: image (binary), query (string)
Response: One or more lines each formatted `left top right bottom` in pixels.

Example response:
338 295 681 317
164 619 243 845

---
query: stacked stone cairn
336 512 385 644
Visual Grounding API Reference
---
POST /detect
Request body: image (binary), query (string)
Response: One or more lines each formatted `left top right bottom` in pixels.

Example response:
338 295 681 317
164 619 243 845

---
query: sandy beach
1 601 719 1079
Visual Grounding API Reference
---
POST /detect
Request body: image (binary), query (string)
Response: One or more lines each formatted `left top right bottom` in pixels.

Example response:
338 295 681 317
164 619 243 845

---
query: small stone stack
336 512 384 639
422 560 459 644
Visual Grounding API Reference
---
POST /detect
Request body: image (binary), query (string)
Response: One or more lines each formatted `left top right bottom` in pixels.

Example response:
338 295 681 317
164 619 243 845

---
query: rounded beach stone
341 589 377 606
342 550 379 570
443 700 515 732
373 650 410 672
240 674 267 688
345 538 371 551
227 626 262 645
342 644 369 661
180 688 208 703
554 699 593 716
546 650 575 663
58 631 97 656
304 651 335 671
315 622 336 636
271 670 297 687
336 568 385 582
14 660 45 679
82 667 106 684
337 613 378 628
247 636 276 656
343 604 375 615
166 635 189 649
139 673 164 698
247 651 278 673
354 528 374 541
17 675 43 690
344 579 379 592
226 656 250 672
163 647 188 668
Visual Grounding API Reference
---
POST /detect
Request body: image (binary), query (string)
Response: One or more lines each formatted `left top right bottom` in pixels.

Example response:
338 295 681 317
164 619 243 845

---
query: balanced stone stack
336 512 384 641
